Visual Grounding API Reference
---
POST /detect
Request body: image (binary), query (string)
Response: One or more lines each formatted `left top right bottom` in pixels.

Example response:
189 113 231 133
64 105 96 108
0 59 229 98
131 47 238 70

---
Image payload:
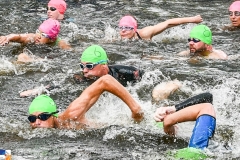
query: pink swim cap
38 18 60 40
48 0 67 14
119 16 137 31
229 1 240 11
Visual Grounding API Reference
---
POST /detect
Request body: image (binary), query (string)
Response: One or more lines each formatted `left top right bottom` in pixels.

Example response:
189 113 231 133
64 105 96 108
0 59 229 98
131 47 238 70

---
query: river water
0 0 240 159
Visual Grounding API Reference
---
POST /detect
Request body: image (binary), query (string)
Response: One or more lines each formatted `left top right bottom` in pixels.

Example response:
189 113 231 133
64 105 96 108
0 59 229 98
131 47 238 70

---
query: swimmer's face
80 62 106 79
119 26 135 39
229 10 240 27
28 112 55 129
35 29 51 44
188 39 206 53
47 6 61 20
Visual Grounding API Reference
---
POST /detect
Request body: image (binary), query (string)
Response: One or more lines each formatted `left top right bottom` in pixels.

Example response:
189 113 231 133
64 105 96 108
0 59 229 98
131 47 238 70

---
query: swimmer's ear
101 64 108 70
205 45 212 51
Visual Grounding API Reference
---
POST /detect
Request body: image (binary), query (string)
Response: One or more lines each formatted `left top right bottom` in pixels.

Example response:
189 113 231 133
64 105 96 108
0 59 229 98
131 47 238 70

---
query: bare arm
19 84 58 97
58 75 143 124
0 33 35 45
163 103 215 135
140 15 203 39
154 92 213 121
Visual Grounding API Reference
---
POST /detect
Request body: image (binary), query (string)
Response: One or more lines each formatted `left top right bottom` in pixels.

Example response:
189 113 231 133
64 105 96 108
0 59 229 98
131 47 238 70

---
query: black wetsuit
73 65 144 86
175 92 213 111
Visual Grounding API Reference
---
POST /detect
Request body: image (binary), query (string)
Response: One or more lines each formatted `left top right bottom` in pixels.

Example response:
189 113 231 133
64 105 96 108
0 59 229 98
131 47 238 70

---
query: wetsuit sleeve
175 92 213 111
110 65 144 82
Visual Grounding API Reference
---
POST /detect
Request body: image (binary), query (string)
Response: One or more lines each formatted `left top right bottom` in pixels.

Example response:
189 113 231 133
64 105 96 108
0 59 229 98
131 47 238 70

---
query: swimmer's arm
58 40 72 50
175 92 213 111
19 84 58 97
60 75 144 123
0 33 35 45
163 15 203 28
142 15 203 39
154 92 213 122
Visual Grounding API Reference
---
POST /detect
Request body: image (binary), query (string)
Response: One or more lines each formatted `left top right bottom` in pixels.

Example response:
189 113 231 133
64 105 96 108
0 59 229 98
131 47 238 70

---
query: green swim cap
28 95 58 117
155 122 163 128
175 147 208 160
190 25 212 45
80 45 108 64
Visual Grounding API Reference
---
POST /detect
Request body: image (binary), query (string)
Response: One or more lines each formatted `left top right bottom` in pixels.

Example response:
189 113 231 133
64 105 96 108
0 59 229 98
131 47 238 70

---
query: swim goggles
28 111 58 123
80 60 107 70
188 38 201 43
229 11 240 16
36 29 50 39
47 7 57 12
119 26 134 31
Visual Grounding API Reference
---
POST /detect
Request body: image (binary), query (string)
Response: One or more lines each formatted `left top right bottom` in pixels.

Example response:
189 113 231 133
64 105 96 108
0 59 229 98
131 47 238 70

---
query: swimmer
224 1 240 30
0 18 71 62
118 15 203 40
20 45 144 97
74 45 143 86
154 92 216 150
47 0 67 20
0 18 70 49
178 24 228 60
27 75 143 129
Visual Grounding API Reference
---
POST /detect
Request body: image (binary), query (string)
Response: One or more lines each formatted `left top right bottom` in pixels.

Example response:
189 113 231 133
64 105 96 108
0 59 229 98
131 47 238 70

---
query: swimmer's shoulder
212 49 228 60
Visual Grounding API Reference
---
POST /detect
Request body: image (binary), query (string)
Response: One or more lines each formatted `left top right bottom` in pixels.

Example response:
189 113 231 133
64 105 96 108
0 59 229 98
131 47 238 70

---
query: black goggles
28 111 58 123
47 7 57 12
79 60 107 70
229 11 240 16
188 38 201 43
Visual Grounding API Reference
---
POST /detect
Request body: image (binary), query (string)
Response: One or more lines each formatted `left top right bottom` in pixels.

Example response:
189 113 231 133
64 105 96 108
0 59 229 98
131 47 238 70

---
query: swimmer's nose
34 118 41 126
189 41 194 45
36 34 41 39
83 67 89 73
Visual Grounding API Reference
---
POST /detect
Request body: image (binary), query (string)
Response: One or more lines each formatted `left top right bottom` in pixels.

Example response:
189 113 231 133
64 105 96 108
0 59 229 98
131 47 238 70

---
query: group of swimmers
1 0 240 156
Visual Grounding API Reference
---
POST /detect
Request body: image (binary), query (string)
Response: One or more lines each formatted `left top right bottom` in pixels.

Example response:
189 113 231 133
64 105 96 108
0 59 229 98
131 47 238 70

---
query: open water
0 0 240 159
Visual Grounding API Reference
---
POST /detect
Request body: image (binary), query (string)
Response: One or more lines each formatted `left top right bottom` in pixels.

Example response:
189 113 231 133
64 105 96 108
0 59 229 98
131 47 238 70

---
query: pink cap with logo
38 18 60 40
48 0 67 14
229 1 240 11
119 16 137 31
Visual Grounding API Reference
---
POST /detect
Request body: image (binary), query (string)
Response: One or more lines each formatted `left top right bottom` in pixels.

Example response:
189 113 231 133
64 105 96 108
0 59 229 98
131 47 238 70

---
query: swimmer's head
174 148 207 159
38 18 60 40
80 45 108 64
190 24 212 45
48 0 67 14
229 1 240 11
119 15 137 32
29 95 58 117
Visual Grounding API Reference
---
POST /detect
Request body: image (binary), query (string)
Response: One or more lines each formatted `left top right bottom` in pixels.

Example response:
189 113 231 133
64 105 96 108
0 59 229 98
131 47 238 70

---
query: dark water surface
0 0 240 159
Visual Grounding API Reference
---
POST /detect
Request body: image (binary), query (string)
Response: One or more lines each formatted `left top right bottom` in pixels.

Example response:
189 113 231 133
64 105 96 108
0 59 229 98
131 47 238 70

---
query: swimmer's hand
193 15 203 23
132 108 144 123
0 36 9 46
154 106 176 122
